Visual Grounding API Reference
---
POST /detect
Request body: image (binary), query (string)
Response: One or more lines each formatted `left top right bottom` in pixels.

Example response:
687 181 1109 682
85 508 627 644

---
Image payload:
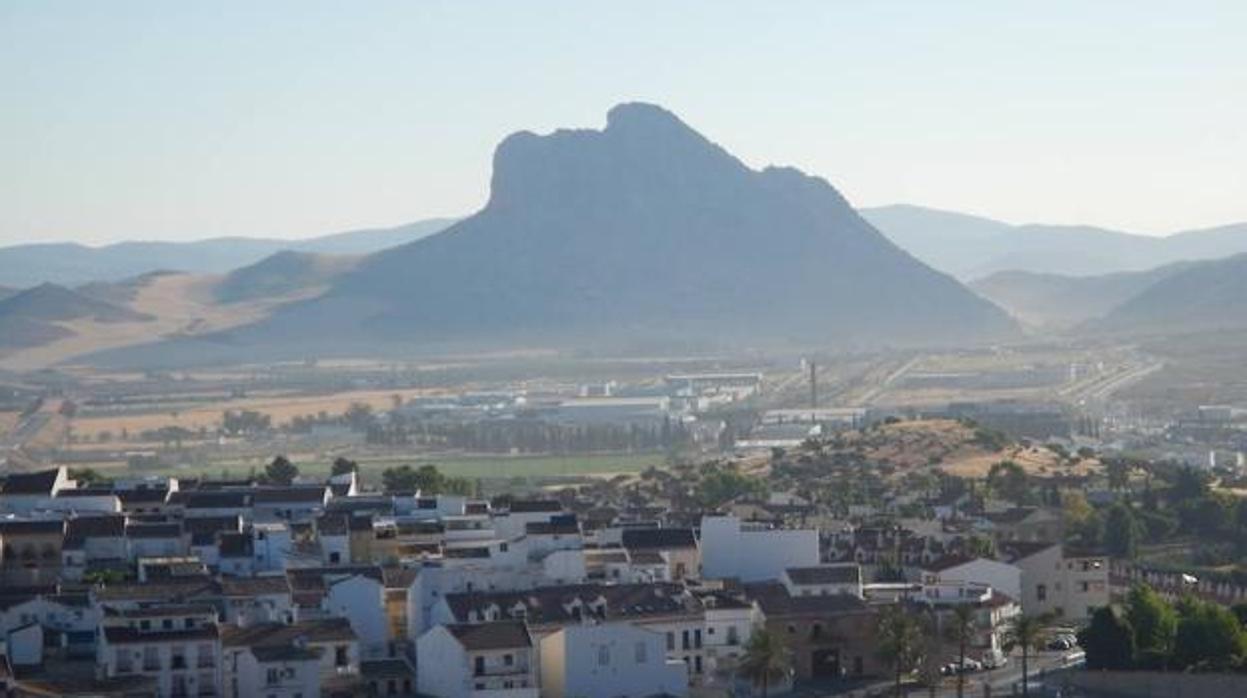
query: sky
2 1 1245 246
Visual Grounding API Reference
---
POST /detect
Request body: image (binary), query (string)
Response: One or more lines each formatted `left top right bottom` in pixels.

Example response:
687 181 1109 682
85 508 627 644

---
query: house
97 604 222 698
61 514 127 581
0 518 65 585
620 528 699 580
917 581 1020 661
921 556 1023 602
0 467 71 514
252 487 331 524
745 581 882 681
696 591 757 682
978 507 1063 544
220 618 360 695
417 621 537 698
539 623 687 698
322 572 389 658
700 515 819 583
125 523 189 561
436 581 709 681
781 564 863 598
218 576 296 626
234 644 323 698
1001 542 1108 622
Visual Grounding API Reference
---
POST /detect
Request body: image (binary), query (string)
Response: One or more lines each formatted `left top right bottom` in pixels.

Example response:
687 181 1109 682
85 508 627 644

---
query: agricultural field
90 451 657 486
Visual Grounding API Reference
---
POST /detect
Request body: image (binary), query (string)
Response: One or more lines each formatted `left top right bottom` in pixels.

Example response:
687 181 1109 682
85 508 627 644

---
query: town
4 398 1247 698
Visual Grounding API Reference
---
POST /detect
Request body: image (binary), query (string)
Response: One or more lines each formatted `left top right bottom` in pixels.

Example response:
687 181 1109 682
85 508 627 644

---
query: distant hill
0 218 455 288
214 251 359 304
0 286 15 302
1093 253 1247 335
970 263 1193 330
91 103 1016 367
862 204 1247 279
0 283 152 350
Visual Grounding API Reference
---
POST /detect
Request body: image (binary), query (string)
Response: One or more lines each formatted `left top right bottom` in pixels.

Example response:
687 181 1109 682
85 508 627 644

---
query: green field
97 452 658 486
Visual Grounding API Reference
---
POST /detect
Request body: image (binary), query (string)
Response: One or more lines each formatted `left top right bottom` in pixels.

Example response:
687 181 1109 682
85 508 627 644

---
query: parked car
1046 636 1074 651
981 648 1009 669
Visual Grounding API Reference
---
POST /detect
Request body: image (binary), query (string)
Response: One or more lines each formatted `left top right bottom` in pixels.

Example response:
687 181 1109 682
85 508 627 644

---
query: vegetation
945 604 977 698
1003 613 1050 697
1079 584 1247 672
876 604 926 697
262 455 299 485
739 628 792 698
381 464 475 496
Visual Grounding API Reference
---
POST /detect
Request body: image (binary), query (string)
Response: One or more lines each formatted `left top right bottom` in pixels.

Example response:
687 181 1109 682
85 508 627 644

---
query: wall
1069 670 1247 698
700 516 818 583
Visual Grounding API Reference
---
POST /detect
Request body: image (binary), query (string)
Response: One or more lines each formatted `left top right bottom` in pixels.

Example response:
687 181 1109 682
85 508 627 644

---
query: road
791 650 1083 697
0 411 52 450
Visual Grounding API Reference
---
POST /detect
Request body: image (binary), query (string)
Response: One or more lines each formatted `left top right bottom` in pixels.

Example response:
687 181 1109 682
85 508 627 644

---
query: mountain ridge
85 103 1017 367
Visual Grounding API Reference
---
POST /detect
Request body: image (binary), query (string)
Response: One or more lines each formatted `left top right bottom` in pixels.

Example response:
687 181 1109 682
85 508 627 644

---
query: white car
981 649 1009 669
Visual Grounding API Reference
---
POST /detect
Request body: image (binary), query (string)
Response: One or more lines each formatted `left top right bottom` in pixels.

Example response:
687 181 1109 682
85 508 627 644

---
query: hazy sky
3 2 1245 246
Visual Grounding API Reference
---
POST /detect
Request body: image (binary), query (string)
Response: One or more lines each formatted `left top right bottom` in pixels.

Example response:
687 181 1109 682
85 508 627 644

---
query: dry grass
0 273 327 371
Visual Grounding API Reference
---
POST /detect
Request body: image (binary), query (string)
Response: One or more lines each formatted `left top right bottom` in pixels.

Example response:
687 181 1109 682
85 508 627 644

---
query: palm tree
877 604 926 697
739 627 791 698
946 605 978 698
1004 612 1051 697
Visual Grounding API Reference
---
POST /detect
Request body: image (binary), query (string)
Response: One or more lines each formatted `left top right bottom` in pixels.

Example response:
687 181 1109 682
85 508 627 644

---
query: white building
417 621 538 698
97 605 222 698
539 623 687 698
234 644 322 698
700 515 819 583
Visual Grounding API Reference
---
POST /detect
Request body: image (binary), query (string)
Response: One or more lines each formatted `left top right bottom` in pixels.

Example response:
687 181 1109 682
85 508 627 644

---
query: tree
1105 458 1131 492
946 604 977 698
68 467 108 486
1103 503 1141 559
987 461 1030 506
739 627 791 698
1172 598 1247 671
1125 584 1177 669
331 457 359 476
1004 613 1050 697
694 469 767 508
877 604 926 697
1168 466 1208 505
1079 607 1135 670
264 455 299 485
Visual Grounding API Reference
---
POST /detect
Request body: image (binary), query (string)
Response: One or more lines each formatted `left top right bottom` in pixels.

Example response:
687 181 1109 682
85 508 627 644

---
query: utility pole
809 360 818 411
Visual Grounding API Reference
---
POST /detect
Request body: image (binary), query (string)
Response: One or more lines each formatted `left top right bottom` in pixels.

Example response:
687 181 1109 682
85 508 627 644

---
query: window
635 641 648 664
1036 584 1047 602
474 656 485 676
694 629 702 649
266 668 279 686
811 623 823 640
666 632 674 651
504 653 513 666
163 619 174 630
727 626 739 646
681 630 690 650
695 655 702 674
597 644 610 666
787 624 797 635
335 645 349 667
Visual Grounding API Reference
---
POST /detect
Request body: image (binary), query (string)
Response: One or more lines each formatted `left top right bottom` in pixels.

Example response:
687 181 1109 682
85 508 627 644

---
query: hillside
0 218 454 288
863 204 1247 279
214 251 358 304
91 103 1016 367
0 283 152 350
1094 253 1247 335
970 263 1193 330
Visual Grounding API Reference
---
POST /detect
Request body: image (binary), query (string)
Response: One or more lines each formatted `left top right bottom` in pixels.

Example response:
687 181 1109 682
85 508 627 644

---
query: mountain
214 251 359 304
970 263 1194 330
1094 253 1247 335
0 283 152 350
861 204 1247 279
0 218 455 288
91 103 1016 367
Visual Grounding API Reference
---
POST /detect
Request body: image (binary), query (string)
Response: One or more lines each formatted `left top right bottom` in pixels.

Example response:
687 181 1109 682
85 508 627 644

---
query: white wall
539 623 687 698
700 516 818 583
324 575 388 657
